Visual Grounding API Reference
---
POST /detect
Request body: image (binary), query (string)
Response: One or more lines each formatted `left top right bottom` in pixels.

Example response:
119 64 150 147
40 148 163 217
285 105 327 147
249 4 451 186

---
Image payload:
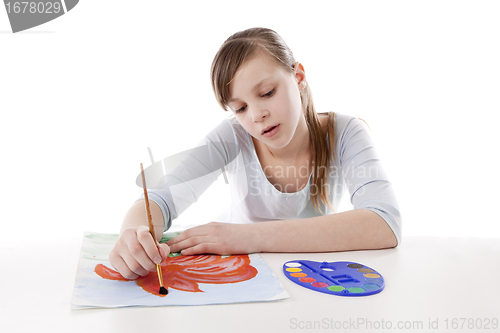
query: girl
110 27 401 280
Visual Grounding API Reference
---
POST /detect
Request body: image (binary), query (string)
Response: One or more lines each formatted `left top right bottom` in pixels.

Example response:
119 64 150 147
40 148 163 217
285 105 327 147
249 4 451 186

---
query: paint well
290 273 307 278
347 264 364 268
358 268 374 273
311 282 329 288
299 277 316 283
347 287 365 293
363 273 381 278
286 268 302 272
327 285 345 292
285 262 302 268
362 284 379 290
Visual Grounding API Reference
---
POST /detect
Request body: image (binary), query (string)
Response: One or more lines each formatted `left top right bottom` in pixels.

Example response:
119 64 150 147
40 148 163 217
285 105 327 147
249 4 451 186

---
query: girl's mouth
262 124 280 137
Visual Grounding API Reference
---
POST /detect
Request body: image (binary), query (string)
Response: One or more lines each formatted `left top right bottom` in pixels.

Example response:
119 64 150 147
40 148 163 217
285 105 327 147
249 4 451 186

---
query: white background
1 0 499 243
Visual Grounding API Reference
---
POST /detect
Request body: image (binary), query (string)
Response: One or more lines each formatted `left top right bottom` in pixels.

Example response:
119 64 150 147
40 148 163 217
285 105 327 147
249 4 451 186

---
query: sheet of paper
71 231 289 309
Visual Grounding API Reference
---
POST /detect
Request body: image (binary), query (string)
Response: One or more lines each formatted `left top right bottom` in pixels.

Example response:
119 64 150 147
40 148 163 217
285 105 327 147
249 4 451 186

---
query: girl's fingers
110 255 139 280
110 225 171 280
180 242 218 256
166 231 189 247
169 235 209 253
158 243 170 260
136 228 162 264
125 235 157 273
166 225 208 247
120 251 150 277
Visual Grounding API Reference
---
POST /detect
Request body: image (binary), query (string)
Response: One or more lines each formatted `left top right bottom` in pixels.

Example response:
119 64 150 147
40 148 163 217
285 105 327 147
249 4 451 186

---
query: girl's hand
166 222 258 255
109 225 170 279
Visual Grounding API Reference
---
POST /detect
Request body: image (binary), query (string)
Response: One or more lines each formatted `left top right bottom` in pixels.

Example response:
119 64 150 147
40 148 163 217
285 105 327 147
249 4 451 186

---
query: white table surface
1 236 499 333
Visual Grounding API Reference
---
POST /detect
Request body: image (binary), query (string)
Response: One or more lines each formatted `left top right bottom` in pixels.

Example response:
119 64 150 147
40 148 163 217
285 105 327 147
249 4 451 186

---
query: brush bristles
159 286 168 295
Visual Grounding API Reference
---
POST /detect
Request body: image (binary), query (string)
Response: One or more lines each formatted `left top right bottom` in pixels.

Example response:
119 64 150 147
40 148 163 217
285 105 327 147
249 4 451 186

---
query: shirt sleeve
338 117 402 245
136 119 238 231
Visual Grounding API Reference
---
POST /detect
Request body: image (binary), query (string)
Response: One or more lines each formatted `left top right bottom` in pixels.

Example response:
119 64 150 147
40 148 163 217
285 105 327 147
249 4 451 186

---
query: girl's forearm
120 199 165 242
254 209 397 253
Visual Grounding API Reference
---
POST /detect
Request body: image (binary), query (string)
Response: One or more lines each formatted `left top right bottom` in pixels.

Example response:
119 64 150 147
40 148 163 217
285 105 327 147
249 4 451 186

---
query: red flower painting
95 254 258 297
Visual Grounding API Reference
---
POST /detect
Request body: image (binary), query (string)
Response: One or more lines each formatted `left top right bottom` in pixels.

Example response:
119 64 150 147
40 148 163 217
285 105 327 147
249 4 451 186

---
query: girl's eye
233 89 274 113
235 105 246 113
263 89 275 97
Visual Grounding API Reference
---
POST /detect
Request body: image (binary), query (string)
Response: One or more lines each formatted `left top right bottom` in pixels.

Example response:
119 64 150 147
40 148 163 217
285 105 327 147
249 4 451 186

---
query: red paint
95 254 258 297
299 277 316 283
311 282 329 288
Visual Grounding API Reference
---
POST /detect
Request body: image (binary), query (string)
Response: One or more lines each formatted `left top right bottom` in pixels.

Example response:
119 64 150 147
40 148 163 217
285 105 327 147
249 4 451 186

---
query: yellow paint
286 268 302 272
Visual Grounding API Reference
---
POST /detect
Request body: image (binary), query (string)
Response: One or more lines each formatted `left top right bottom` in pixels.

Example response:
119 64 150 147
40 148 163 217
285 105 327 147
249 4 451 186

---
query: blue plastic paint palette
283 260 384 297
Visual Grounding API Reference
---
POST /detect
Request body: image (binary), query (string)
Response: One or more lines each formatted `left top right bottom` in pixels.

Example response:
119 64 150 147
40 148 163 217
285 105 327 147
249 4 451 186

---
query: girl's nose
251 106 269 122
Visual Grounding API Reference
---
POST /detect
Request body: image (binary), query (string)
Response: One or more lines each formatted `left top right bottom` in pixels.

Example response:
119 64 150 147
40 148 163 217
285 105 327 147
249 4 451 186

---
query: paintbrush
140 163 168 295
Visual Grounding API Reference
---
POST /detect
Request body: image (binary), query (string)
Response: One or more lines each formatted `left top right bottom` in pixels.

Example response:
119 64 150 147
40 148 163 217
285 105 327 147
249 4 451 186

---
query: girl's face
227 51 306 150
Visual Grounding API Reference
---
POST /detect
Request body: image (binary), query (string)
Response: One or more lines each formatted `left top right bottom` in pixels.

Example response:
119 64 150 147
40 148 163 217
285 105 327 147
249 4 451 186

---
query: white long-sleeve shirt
140 112 402 245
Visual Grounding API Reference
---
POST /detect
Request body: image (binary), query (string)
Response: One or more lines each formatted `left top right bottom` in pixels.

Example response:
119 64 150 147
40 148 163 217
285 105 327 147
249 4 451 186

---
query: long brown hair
210 27 336 213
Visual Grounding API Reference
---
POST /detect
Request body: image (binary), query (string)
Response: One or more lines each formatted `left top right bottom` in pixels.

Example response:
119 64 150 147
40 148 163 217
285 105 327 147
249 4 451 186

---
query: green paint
85 233 118 243
347 287 365 293
82 232 115 260
82 244 113 256
327 286 345 292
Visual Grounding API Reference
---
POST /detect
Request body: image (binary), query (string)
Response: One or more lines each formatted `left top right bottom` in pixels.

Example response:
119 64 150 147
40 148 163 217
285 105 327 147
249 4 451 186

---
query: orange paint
363 273 381 278
290 273 307 277
95 254 258 297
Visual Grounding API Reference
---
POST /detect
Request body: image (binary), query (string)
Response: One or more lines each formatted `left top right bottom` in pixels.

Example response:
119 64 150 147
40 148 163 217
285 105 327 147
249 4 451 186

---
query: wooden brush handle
140 163 156 240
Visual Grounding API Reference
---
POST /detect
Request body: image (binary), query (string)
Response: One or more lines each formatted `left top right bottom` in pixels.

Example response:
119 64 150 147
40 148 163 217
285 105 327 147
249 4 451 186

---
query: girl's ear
293 62 307 91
